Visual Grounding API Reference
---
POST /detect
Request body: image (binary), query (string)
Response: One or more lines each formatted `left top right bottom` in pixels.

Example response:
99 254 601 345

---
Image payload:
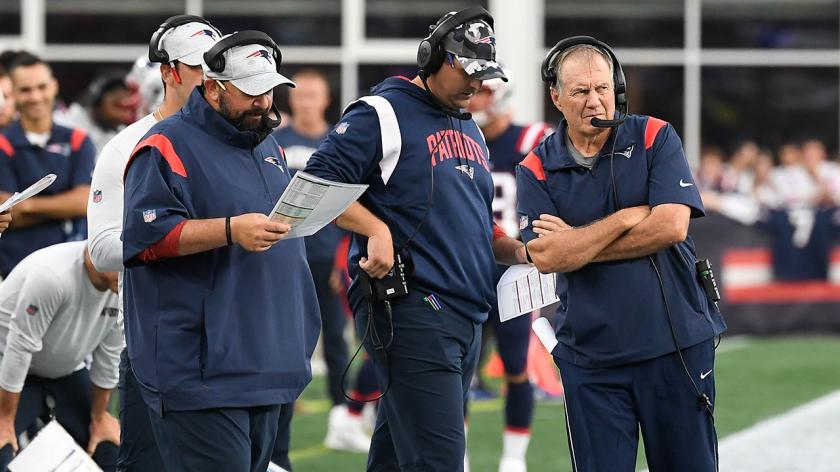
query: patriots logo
92 189 102 203
25 304 38 316
247 49 273 64
455 164 475 179
617 144 634 159
191 29 217 39
264 156 284 171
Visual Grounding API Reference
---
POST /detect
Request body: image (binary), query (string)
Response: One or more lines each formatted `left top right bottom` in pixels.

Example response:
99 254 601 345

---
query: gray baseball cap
203 37 295 96
442 19 507 82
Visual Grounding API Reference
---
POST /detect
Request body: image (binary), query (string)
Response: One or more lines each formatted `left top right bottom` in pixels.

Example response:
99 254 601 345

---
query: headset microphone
591 115 626 128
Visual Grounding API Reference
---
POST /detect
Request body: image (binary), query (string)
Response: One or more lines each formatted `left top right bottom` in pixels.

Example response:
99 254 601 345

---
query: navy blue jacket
122 90 320 413
305 77 500 322
516 115 726 367
0 121 95 276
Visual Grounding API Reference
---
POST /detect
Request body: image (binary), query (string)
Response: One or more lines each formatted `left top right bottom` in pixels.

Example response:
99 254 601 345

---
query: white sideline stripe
717 390 840 472
640 389 840 472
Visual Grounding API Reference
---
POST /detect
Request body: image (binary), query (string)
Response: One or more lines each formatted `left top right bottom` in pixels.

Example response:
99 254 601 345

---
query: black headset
416 6 494 76
541 36 628 118
203 30 283 74
148 14 220 64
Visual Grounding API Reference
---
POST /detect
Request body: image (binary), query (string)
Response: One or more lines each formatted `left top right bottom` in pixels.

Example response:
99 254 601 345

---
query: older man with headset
121 30 320 472
516 36 726 472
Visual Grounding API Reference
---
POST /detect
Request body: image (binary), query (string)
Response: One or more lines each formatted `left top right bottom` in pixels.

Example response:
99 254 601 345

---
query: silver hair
552 44 614 92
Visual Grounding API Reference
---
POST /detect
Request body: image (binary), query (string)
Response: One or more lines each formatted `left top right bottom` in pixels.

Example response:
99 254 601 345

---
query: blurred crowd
697 139 840 225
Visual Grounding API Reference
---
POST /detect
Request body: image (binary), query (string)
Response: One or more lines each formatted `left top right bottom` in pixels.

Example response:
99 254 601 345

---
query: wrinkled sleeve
647 122 704 218
122 137 189 267
87 140 127 272
304 103 382 185
516 152 558 244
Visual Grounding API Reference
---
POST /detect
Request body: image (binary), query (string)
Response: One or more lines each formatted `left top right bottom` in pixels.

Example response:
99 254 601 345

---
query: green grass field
286 336 840 471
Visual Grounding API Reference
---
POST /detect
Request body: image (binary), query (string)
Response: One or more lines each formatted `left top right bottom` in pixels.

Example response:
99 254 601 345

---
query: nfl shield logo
519 215 529 230
92 189 102 203
335 122 350 134
143 209 157 223
25 304 38 316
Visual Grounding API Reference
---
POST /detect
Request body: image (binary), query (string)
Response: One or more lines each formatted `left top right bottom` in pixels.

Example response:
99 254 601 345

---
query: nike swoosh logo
679 179 694 188
700 368 713 380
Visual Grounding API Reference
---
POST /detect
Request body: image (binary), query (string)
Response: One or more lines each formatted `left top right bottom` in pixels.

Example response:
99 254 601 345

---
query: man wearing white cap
122 30 320 472
86 14 220 471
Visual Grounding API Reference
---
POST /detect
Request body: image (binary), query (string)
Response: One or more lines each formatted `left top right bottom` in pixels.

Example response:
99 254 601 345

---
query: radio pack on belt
359 248 409 302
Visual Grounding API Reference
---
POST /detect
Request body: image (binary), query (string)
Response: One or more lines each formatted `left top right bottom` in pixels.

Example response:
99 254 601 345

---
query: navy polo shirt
122 89 321 413
0 121 95 276
516 114 726 368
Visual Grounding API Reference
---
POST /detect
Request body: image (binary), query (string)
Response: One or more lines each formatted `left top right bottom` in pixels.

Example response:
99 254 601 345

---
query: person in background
0 52 96 277
87 14 222 471
0 64 15 129
0 241 122 471
55 71 135 154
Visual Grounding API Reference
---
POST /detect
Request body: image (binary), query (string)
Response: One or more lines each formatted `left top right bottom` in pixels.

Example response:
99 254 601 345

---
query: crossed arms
526 203 691 274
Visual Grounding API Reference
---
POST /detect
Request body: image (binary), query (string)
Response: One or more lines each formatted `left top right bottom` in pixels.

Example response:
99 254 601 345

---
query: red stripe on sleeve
519 151 546 181
493 223 507 241
70 128 87 152
644 117 668 150
124 134 187 181
0 135 14 157
137 220 187 263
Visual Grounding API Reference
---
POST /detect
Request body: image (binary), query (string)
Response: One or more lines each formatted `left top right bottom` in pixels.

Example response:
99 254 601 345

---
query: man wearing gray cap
304 7 528 471
121 30 320 472
87 14 221 471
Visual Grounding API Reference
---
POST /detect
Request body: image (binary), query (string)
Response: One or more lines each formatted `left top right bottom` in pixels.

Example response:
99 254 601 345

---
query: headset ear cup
417 40 433 70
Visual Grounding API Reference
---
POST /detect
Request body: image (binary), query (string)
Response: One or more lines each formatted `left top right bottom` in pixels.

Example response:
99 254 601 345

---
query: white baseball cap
203 36 295 96
159 21 220 66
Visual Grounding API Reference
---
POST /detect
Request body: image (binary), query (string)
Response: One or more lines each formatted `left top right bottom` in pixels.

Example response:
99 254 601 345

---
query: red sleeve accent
0 135 13 157
493 223 507 241
70 128 87 152
334 234 350 274
644 117 668 150
137 220 187 263
519 151 546 181
124 134 187 181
